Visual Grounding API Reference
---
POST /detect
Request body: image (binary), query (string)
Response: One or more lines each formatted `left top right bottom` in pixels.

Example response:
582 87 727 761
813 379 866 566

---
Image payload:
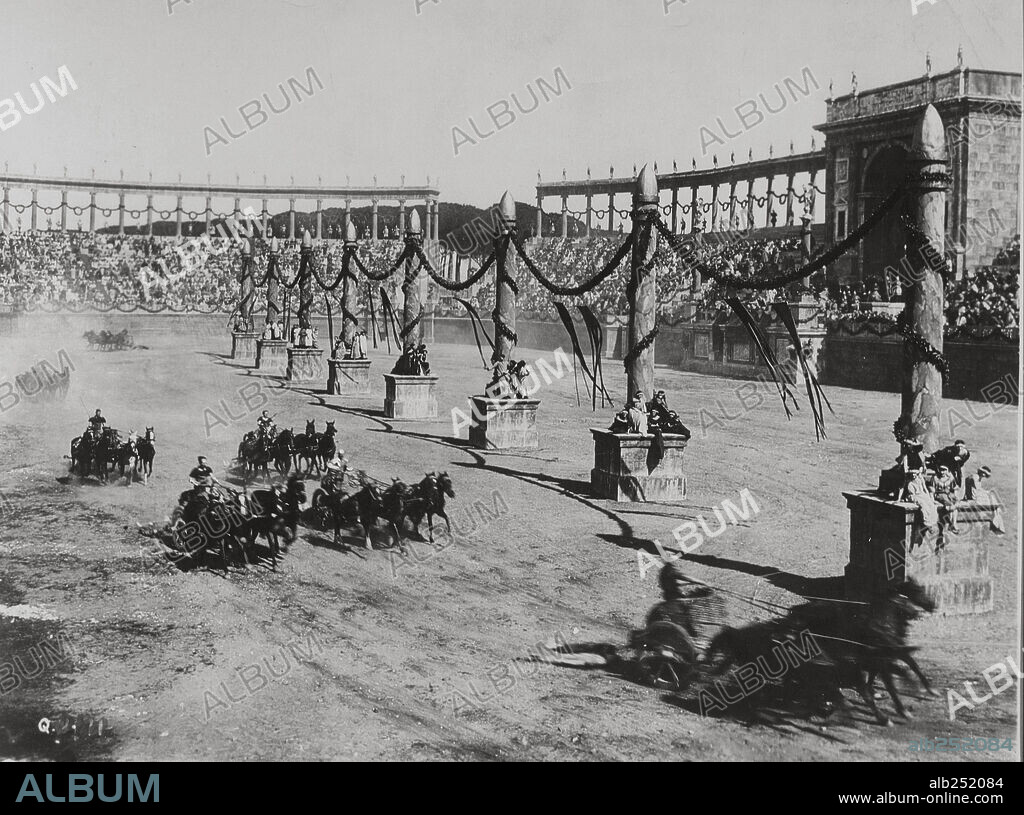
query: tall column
400 209 423 351
30 189 37 232
535 194 543 238
288 199 296 240
297 230 313 330
901 104 948 451
560 196 568 238
785 173 795 226
265 236 281 330
423 201 431 243
490 191 519 386
432 200 439 241
146 194 153 236
585 194 593 237
627 165 659 400
398 200 407 234
340 221 360 352
89 192 97 232
710 184 719 231
690 187 699 232
205 197 212 233
2 187 9 230
238 236 255 332
371 199 379 241
608 193 615 232
765 176 775 227
344 199 352 234
746 178 755 230
261 199 269 236
60 190 68 231
175 195 183 238
728 181 737 231
671 187 679 233
118 193 125 235
316 199 323 239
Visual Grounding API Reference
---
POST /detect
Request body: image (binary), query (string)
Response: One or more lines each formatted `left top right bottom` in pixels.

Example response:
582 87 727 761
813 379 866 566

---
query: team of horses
236 419 338 479
82 329 135 351
70 427 156 485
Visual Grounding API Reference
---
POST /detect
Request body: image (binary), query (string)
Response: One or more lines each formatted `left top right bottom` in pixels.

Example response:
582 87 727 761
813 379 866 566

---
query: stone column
560 196 568 238
60 190 68 231
398 200 406 234
30 189 37 231
371 200 379 241
175 195 183 238
690 187 699 232
2 187 9 230
400 209 423 351
205 197 212 233
265 236 282 329
901 104 948 451
316 200 323 239
710 184 719 232
608 193 615 233
785 173 795 226
765 176 774 227
341 221 360 352
728 181 737 231
746 178 755 230
535 194 543 237
261 199 269 236
627 165 659 400
297 230 314 332
491 192 518 381
238 236 255 331
118 193 125 235
89 192 97 232
344 199 352 234
146 194 153 236
432 200 439 241
671 187 679 233
585 194 593 237
288 199 296 240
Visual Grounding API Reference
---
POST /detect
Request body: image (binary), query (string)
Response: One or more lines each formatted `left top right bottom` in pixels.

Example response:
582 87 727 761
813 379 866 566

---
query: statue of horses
404 472 455 543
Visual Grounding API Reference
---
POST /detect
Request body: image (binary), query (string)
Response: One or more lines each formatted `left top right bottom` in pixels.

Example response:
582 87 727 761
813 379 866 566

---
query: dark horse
405 472 455 543
246 475 306 569
319 478 410 552
70 433 94 476
707 579 937 726
295 419 337 475
171 486 250 573
238 430 273 480
271 428 296 475
135 427 156 485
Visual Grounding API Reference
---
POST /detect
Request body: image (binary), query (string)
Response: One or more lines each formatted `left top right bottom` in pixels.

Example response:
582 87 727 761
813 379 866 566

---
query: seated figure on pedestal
646 390 691 439
901 468 939 550
930 463 962 534
392 343 430 376
609 391 649 434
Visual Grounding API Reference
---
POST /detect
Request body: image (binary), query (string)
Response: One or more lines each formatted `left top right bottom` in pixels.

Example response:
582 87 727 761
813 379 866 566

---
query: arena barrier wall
6 310 1016 404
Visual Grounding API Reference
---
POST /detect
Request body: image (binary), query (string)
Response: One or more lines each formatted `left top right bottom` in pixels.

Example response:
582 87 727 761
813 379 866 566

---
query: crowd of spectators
0 230 405 313
2 230 1018 338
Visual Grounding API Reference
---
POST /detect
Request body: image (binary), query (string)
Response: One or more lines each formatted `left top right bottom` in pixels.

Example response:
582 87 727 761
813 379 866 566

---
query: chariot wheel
635 621 699 692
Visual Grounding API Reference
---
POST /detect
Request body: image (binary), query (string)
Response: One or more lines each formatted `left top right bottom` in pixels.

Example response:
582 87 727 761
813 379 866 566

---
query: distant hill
98 201 612 256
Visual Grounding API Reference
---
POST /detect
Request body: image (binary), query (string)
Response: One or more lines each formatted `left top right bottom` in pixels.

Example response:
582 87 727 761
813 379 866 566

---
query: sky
1 0 1021 220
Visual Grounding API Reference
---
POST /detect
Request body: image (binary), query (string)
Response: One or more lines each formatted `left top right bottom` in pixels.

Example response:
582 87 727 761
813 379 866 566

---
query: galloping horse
112 436 139 485
271 428 296 475
313 421 338 474
245 475 307 569
292 419 319 474
135 427 156 484
237 431 272 480
70 433 94 476
405 472 456 543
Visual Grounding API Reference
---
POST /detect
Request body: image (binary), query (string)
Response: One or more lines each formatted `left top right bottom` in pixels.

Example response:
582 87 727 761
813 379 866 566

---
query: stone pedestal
468 397 540 450
286 347 325 384
231 331 258 362
590 429 688 502
843 490 998 614
383 374 438 420
328 358 372 395
255 339 288 375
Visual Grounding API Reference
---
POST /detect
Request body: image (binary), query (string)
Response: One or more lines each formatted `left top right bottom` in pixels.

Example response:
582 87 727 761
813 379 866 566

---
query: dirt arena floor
1 322 1019 762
